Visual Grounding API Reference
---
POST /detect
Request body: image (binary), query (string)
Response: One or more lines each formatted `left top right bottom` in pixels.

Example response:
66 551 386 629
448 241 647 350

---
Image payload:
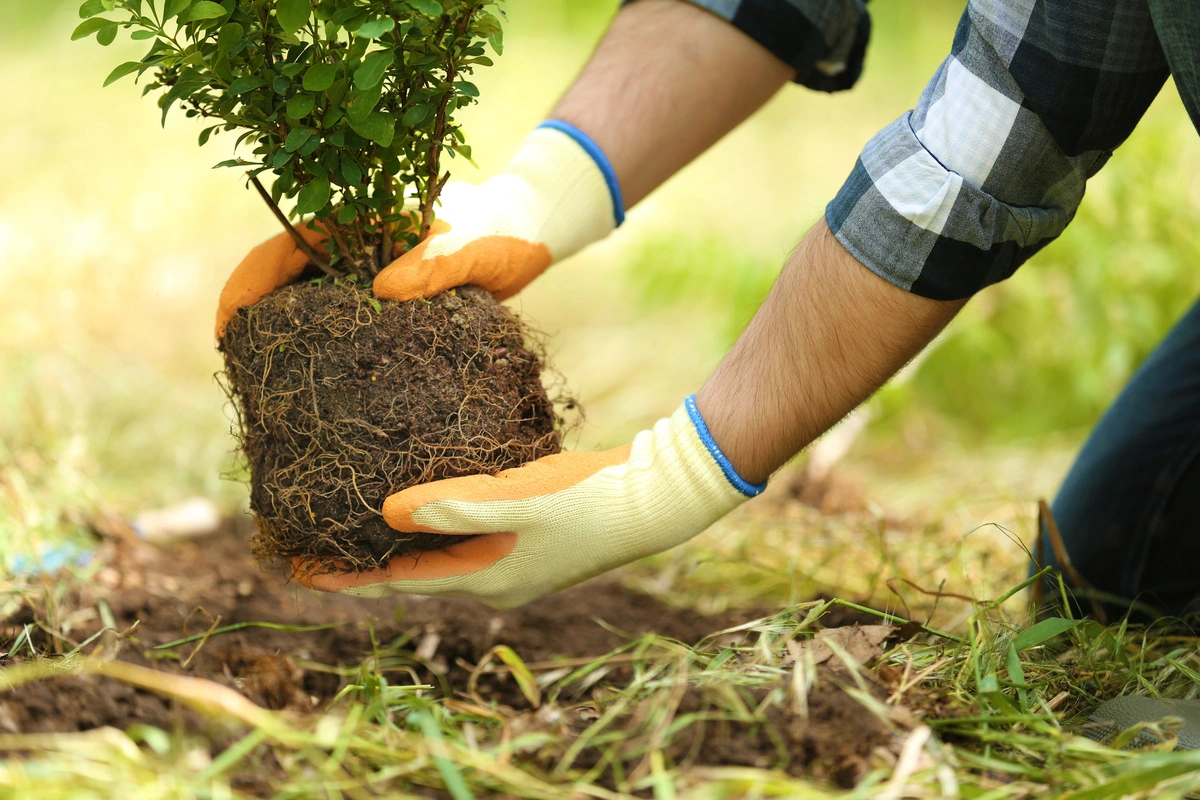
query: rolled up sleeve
626 0 871 92
827 0 1170 300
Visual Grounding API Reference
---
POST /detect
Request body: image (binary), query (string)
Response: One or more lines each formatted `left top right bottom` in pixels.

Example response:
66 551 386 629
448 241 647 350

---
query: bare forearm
551 0 795 208
696 221 966 485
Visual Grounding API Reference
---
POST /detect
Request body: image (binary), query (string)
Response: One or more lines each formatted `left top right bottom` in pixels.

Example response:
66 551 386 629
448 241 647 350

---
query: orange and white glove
373 120 624 302
215 223 328 339
297 397 766 609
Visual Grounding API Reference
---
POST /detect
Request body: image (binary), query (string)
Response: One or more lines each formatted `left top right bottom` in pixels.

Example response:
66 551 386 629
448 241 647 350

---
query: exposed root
220 282 562 571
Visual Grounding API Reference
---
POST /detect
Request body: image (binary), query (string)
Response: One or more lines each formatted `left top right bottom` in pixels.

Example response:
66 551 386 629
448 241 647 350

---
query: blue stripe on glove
685 394 767 498
537 119 626 227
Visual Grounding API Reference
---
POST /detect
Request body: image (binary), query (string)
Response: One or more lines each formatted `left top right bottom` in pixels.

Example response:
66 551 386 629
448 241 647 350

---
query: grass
2 567 1200 798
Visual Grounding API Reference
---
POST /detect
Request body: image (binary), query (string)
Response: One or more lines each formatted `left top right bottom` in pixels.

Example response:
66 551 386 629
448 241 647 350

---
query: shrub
75 0 503 276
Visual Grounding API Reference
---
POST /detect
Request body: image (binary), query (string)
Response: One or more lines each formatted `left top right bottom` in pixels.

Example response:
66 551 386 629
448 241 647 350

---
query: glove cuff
536 120 625 227
499 121 623 262
683 395 767 498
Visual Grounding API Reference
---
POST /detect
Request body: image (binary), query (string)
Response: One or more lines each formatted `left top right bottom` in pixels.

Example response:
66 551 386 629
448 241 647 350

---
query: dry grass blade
1038 499 1108 624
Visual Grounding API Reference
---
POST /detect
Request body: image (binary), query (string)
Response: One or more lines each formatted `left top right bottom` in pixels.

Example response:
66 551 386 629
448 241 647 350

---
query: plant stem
249 175 335 277
379 173 393 273
325 220 354 272
419 13 470 242
260 7 274 70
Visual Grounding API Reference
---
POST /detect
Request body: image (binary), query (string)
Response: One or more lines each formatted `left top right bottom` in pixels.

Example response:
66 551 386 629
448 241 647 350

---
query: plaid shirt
826 0 1174 300
629 0 872 92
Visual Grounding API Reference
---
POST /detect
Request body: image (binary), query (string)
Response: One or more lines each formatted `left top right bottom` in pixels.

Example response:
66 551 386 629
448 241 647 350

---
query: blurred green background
3 0 1199 599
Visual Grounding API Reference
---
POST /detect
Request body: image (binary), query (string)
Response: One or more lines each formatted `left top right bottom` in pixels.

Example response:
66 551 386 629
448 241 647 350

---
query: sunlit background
4 0 1200 622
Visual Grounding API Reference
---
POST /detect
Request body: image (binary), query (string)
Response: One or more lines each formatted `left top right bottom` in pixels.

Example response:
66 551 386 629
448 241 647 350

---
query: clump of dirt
220 281 561 570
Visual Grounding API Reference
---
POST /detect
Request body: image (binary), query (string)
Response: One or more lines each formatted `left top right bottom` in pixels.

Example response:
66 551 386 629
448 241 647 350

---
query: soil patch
220 281 560 570
0 521 909 789
670 679 895 787
0 519 759 732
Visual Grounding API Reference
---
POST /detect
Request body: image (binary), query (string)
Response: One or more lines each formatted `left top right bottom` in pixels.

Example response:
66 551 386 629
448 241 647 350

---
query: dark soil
220 281 561 570
666 678 895 787
0 521 907 791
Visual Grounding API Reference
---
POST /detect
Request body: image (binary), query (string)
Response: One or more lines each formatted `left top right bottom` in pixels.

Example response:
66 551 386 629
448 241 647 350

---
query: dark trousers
1037 2 1200 620
1040 297 1200 619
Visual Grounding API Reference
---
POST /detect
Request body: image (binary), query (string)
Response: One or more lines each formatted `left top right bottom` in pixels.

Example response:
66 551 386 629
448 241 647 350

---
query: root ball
220 282 561 571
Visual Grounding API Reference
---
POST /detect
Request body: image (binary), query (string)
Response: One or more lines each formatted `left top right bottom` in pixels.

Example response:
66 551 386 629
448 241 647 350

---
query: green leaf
1012 617 1079 652
322 106 344 128
401 104 431 127
276 0 310 35
286 94 315 120
296 176 330 215
369 298 382 313
326 78 348 107
981 686 1020 716
70 17 111 40
96 21 118 46
492 646 540 708
354 17 394 39
407 0 442 14
340 157 362 186
162 0 191 21
103 61 142 87
346 83 382 123
78 0 106 18
454 81 478 98
284 127 312 152
217 22 243 57
302 63 336 91
297 135 321 157
1004 644 1029 712
489 31 503 56
212 54 232 83
332 7 369 30
410 711 472 800
228 75 266 94
130 29 156 40
353 50 393 90
349 110 393 147
272 75 290 94
198 125 218 146
180 1 225 22
302 160 327 179
337 205 358 225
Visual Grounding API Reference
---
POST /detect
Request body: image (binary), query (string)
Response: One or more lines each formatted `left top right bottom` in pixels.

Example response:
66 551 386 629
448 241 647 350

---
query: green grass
2 574 1200 799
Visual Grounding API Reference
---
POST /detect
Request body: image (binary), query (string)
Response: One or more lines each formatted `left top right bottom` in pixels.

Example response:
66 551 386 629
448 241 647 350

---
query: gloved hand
214 223 328 339
372 120 623 301
214 120 622 339
295 397 766 609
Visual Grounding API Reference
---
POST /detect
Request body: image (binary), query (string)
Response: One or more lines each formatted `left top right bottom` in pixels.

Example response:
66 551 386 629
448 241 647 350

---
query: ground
3 485 1200 798
0 514 900 794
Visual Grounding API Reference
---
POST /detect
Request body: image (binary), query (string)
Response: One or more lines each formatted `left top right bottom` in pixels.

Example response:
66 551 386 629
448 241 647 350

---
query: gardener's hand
372 121 623 303
294 396 764 609
214 224 327 339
